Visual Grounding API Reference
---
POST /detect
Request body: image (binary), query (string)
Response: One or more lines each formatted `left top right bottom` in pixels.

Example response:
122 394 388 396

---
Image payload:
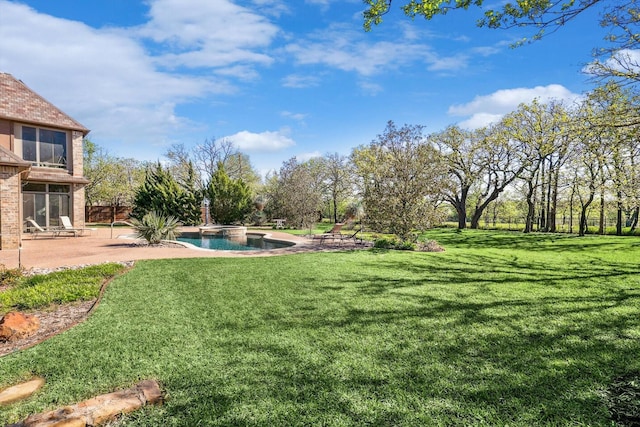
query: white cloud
358 80 384 95
583 49 640 77
138 0 279 70
225 129 296 151
284 24 438 76
427 55 469 71
296 150 322 162
281 111 308 121
281 74 321 88
449 84 583 129
0 1 224 145
287 39 420 76
282 21 503 77
0 0 285 152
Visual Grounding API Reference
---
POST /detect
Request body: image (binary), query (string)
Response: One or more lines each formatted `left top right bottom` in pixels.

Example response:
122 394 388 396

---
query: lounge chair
25 219 62 238
59 216 96 236
312 223 345 244
339 227 365 245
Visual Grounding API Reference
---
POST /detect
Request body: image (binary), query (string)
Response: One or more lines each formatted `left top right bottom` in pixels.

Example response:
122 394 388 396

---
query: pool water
177 233 294 251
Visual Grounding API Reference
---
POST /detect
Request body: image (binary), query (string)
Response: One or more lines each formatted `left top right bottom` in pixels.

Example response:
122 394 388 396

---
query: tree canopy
132 162 202 226
352 121 447 241
363 1 640 84
204 163 253 225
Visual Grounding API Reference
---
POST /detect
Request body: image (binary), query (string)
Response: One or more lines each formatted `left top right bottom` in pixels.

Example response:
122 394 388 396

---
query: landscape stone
14 379 163 427
0 377 45 406
0 312 40 342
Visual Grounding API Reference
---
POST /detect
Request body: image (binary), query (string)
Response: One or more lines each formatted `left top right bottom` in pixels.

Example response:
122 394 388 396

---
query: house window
22 183 71 229
21 126 68 168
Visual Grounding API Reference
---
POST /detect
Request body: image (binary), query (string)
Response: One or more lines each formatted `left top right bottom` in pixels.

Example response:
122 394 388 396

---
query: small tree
265 157 324 229
132 162 202 225
204 163 253 224
84 140 144 220
352 121 447 242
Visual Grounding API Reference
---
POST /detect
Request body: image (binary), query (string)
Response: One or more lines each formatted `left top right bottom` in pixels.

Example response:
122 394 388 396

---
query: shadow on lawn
309 251 640 424
429 228 640 253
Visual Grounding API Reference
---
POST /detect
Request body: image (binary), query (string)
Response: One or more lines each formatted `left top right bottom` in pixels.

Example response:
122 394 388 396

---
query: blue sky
0 0 609 177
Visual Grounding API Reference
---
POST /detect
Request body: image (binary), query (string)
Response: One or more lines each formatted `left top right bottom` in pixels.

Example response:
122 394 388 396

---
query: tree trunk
455 186 469 229
549 167 559 232
524 181 536 233
569 186 575 234
598 189 606 235
456 203 467 229
579 206 589 236
579 193 595 237
469 187 507 229
616 191 623 236
630 206 639 232
539 159 547 232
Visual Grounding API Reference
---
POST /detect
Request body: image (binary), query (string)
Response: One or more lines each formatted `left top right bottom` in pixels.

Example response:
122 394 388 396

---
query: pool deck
0 227 364 270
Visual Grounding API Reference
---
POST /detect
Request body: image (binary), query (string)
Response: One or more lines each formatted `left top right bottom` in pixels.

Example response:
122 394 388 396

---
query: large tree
580 83 640 234
321 153 354 223
364 0 602 36
363 1 640 84
352 121 447 242
165 137 261 191
430 125 486 229
83 140 144 221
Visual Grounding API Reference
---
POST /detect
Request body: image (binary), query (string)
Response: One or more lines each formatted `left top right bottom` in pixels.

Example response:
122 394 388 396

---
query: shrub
130 211 181 245
0 263 126 313
0 265 23 287
417 239 446 252
373 236 416 251
374 236 444 252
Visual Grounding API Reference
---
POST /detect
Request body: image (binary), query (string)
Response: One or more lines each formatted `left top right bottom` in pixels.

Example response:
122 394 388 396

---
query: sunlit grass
0 229 638 425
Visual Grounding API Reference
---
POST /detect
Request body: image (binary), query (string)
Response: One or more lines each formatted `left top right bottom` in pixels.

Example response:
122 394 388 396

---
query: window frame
22 182 71 229
18 124 69 169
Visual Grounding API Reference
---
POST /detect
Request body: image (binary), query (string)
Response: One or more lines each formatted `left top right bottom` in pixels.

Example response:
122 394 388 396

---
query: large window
23 183 71 229
21 126 67 168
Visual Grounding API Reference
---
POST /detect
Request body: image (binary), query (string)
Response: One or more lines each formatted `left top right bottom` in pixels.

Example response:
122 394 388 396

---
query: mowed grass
1 229 639 426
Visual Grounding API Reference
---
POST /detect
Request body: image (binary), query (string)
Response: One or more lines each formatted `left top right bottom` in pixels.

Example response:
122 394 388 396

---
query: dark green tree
132 162 202 225
205 163 253 224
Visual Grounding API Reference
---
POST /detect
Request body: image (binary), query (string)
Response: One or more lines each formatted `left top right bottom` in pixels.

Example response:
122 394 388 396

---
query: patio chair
339 227 365 245
312 223 345 244
59 216 96 236
25 219 61 238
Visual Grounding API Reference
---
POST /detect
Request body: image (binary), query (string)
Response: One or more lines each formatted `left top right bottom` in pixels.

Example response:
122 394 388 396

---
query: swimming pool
177 232 295 251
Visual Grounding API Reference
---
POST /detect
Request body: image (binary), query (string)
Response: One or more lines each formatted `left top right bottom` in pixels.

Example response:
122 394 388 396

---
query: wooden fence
85 206 133 224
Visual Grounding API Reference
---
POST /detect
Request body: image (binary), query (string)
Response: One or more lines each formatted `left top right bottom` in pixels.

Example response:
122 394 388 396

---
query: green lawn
1 229 639 426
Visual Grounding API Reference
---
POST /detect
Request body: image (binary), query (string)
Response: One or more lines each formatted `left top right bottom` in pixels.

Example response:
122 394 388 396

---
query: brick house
0 72 89 249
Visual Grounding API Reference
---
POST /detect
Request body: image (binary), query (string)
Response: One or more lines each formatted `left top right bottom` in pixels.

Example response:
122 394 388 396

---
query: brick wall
71 131 86 227
0 166 22 249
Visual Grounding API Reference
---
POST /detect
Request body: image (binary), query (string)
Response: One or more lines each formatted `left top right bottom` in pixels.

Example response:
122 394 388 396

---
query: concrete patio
0 227 365 270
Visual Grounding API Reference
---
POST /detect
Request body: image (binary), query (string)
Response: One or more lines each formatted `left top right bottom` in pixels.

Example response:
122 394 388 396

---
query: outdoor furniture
59 216 96 236
25 219 63 238
274 219 286 229
339 227 364 245
312 223 345 244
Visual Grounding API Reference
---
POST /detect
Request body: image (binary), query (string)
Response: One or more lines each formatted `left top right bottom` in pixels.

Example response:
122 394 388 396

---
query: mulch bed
0 300 96 357
0 261 134 357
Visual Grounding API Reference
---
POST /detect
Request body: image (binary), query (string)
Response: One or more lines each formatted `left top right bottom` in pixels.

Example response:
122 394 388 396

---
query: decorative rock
0 377 45 406
15 380 163 427
0 312 40 342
